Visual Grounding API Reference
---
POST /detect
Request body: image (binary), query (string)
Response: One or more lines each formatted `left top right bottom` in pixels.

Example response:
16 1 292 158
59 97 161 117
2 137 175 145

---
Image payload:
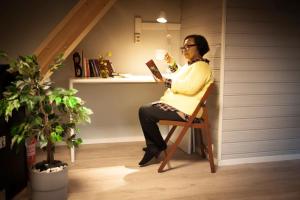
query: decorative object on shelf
100 65 110 78
72 52 83 77
98 51 114 78
0 51 93 200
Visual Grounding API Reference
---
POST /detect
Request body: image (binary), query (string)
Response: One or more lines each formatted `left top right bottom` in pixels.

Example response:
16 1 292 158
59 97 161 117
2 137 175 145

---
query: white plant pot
30 165 68 200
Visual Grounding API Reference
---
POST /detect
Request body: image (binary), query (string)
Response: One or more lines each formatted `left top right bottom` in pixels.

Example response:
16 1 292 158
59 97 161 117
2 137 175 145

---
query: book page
145 59 163 80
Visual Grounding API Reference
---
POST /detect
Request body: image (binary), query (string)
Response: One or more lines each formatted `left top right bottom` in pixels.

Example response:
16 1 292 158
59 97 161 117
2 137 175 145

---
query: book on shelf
145 59 163 80
78 56 115 78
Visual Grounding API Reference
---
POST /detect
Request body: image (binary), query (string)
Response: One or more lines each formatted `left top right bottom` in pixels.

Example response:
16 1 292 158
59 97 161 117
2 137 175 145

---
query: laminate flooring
14 142 300 200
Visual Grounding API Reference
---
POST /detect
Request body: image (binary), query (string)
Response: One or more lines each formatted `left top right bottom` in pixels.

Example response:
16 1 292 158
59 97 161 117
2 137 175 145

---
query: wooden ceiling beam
35 0 117 80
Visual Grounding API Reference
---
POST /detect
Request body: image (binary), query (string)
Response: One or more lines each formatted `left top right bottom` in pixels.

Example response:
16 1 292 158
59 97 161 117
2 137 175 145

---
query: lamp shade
157 11 167 23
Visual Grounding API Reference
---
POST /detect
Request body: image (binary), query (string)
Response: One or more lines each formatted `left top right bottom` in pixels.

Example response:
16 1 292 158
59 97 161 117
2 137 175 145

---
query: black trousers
138 104 185 151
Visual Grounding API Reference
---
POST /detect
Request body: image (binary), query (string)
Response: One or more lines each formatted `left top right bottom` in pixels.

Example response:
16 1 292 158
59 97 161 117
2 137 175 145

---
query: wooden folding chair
158 83 216 173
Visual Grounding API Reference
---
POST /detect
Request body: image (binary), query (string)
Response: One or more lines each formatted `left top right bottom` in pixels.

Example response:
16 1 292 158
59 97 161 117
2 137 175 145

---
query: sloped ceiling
35 0 117 80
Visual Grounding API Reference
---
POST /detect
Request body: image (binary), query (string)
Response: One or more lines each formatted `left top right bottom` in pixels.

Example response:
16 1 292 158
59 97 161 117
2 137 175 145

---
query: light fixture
156 11 167 23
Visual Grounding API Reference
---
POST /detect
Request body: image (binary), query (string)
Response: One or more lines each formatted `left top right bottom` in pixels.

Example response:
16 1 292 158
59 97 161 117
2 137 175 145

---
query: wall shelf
69 75 159 89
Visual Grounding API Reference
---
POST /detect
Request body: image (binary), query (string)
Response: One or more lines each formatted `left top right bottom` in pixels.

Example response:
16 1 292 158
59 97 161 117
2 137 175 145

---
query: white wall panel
225 71 300 83
224 83 300 95
224 94 300 107
222 149 299 162
226 47 300 59
223 128 300 143
223 138 300 155
227 21 300 35
224 106 300 119
226 34 300 47
223 117 300 132
225 58 300 71
223 0 300 162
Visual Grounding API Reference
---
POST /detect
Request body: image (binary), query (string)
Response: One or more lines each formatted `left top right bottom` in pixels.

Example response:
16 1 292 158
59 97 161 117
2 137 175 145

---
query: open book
145 59 163 80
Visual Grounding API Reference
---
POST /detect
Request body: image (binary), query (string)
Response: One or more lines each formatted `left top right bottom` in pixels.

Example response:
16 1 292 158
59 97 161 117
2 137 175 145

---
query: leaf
17 135 23 144
5 99 20 121
67 96 78 108
55 125 64 134
0 50 8 58
54 96 62 105
11 135 19 148
72 138 83 148
38 134 47 148
50 132 62 143
33 116 43 126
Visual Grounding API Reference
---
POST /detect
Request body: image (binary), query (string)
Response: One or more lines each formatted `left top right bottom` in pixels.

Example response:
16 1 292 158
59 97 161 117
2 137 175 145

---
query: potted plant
0 51 92 199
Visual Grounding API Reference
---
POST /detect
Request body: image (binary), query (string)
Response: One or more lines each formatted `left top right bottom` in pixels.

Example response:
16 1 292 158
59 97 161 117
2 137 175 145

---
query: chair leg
195 128 206 158
159 126 176 171
165 126 177 143
203 123 216 173
163 150 172 169
158 126 190 173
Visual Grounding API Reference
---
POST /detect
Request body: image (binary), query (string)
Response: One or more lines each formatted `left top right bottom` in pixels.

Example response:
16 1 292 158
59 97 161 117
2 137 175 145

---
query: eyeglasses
180 44 197 51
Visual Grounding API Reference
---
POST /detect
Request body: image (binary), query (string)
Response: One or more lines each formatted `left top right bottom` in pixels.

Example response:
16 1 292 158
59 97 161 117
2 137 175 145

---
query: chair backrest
187 83 214 123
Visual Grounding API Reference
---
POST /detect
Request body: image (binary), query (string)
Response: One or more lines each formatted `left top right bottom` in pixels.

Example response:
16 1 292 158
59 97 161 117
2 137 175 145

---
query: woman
138 34 214 166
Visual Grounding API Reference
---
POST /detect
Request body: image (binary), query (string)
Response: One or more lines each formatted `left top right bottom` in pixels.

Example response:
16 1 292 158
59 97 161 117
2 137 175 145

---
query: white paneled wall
221 0 300 163
181 0 223 160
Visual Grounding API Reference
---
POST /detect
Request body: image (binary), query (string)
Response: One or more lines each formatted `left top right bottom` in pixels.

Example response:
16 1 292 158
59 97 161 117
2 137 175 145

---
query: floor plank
14 142 300 200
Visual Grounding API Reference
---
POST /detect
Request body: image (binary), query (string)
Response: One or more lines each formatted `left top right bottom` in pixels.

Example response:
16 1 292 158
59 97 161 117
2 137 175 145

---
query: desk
69 75 166 162
69 75 156 85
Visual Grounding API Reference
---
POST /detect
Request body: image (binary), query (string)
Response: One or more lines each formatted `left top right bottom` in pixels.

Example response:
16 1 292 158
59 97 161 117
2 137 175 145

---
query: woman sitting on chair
138 34 214 166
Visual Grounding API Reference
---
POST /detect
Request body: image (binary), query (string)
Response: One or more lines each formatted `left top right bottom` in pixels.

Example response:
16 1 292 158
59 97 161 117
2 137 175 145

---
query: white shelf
69 75 156 85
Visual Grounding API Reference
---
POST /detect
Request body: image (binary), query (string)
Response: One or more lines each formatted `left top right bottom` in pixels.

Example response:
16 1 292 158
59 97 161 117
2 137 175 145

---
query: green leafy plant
0 52 92 168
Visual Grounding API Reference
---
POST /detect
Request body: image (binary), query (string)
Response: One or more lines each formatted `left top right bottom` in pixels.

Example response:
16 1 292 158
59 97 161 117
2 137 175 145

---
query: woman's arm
171 63 212 95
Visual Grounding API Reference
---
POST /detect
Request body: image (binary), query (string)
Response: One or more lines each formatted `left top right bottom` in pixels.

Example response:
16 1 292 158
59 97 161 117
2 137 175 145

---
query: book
145 59 163 80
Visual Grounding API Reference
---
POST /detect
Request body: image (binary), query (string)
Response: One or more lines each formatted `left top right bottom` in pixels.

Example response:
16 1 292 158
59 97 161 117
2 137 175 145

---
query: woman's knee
139 104 153 118
139 105 148 117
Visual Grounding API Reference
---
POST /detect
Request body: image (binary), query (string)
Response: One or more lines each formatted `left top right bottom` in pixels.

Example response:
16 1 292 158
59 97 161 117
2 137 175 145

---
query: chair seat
159 119 205 128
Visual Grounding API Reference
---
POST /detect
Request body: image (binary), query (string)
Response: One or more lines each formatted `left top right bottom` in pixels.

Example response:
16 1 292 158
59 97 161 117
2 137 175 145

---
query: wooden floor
15 142 300 200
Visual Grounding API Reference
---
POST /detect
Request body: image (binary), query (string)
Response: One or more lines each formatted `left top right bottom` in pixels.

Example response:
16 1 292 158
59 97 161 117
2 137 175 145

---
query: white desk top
69 75 158 85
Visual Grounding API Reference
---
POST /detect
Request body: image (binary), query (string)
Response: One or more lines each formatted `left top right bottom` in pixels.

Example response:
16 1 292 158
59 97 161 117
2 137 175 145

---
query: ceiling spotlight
157 11 167 23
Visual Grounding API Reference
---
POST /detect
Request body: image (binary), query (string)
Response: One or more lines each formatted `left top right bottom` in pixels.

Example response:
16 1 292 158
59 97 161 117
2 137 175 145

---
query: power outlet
0 135 6 149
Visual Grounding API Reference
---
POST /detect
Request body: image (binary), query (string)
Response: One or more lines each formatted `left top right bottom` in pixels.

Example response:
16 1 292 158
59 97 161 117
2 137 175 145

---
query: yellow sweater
160 61 214 118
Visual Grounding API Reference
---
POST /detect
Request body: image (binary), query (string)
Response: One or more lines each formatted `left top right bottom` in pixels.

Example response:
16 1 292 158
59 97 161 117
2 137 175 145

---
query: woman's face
181 37 200 61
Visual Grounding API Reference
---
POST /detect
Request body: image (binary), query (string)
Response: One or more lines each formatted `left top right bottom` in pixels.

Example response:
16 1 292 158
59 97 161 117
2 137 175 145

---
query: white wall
221 0 300 163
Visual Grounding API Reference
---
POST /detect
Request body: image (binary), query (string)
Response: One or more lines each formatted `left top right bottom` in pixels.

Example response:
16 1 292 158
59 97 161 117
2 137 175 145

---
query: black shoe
139 148 160 166
142 144 167 152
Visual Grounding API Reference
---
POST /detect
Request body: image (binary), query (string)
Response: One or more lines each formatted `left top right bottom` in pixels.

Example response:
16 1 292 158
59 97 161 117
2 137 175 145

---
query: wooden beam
35 0 117 80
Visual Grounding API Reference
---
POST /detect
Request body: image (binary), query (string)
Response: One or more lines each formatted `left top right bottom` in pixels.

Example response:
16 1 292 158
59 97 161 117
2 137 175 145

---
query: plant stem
37 83 54 164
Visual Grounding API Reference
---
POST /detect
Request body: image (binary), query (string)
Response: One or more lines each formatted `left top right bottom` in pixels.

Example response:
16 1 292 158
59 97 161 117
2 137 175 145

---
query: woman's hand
153 75 165 82
164 53 175 66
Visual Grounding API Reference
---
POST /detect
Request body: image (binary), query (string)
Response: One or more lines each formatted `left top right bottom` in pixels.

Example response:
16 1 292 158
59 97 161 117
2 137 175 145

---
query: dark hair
184 34 210 57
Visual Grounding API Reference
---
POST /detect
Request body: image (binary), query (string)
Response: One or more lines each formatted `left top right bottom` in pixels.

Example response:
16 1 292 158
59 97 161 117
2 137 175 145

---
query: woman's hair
184 34 210 57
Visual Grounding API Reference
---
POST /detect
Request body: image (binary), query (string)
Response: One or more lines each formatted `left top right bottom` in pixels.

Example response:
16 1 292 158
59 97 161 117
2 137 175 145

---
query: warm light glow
69 166 139 192
157 17 167 23
155 49 167 61
157 11 167 23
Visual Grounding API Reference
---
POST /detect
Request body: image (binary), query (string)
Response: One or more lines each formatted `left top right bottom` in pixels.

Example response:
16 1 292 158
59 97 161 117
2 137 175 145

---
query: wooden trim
219 153 300 166
218 0 227 164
